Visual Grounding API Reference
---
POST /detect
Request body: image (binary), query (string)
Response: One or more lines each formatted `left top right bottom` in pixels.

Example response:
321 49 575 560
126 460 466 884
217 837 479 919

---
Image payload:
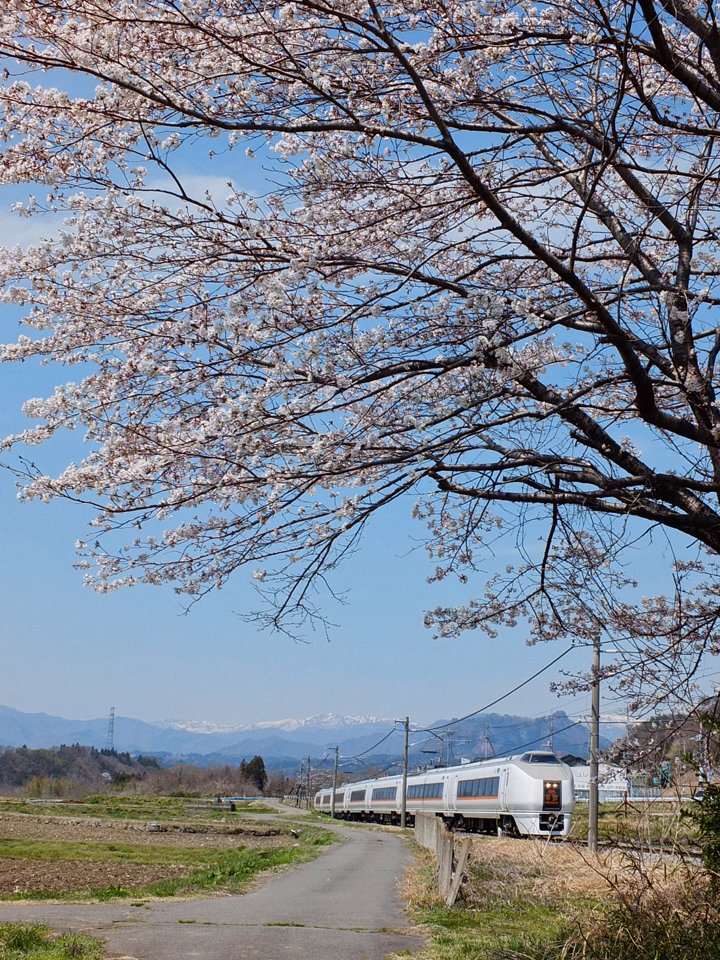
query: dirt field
0 812 286 849
0 801 318 899
0 858 191 895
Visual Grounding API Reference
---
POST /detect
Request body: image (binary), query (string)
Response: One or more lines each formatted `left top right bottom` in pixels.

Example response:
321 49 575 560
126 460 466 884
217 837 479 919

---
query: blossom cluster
1 0 720 701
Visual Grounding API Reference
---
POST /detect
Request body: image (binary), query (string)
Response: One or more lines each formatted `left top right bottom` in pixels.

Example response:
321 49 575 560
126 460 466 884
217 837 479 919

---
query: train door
500 767 510 811
443 774 454 815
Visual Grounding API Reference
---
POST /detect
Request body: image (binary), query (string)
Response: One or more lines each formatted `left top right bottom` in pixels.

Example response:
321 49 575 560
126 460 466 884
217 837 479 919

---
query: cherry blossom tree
3 0 720 708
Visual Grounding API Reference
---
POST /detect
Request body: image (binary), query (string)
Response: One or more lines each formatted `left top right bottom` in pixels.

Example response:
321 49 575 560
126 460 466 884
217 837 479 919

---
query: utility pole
439 731 453 766
549 714 555 753
445 731 454 766
401 717 409 828
588 636 600 854
306 755 311 810
331 746 339 819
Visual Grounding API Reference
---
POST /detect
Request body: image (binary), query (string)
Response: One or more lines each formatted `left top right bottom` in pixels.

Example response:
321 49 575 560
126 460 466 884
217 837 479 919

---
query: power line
339 718 590 782
338 724 398 762
314 750 331 768
308 648 588 778
491 721 583 758
423 646 575 732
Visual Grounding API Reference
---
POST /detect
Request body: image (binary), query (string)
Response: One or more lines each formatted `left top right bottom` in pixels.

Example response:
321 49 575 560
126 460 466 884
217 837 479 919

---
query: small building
571 763 634 802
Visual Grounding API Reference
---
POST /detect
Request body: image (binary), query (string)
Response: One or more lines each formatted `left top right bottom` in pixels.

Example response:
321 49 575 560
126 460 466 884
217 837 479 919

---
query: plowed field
0 857 190 895
0 812 284 848
0 801 323 900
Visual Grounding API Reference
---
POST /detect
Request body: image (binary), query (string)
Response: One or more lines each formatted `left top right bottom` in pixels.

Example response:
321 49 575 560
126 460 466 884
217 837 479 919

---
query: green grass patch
0 796 274 822
141 827 334 898
0 838 224 867
0 923 104 959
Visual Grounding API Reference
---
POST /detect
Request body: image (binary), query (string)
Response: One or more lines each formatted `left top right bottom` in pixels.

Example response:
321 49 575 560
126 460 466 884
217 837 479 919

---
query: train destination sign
543 781 562 810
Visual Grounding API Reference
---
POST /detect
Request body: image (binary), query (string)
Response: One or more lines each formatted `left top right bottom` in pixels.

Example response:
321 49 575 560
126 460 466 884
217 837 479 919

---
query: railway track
443 825 702 858
566 836 703 858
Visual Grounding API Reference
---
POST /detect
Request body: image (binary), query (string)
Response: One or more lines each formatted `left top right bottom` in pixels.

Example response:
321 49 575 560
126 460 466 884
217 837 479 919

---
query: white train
314 751 574 836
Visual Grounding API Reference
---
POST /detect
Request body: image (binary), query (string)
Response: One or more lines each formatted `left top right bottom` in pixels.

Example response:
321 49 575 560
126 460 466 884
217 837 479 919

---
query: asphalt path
0 818 422 960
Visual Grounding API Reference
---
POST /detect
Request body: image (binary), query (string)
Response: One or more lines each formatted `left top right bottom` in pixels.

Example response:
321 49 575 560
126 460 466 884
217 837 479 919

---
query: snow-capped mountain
0 704 399 757
152 714 393 735
0 704 607 769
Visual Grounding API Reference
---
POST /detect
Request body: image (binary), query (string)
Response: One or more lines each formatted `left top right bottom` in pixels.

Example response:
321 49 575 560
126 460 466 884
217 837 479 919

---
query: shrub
685 783 720 881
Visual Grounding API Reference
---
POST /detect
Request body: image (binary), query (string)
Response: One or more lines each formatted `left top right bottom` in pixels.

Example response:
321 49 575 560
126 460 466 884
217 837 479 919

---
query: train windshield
521 752 562 764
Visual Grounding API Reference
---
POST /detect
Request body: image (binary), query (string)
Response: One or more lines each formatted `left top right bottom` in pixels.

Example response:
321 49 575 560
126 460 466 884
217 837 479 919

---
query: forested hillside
0 744 158 793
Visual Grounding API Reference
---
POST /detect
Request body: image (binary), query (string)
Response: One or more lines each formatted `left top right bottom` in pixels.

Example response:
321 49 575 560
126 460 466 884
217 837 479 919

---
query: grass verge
0 923 104 960
0 839 221 866
402 841 599 960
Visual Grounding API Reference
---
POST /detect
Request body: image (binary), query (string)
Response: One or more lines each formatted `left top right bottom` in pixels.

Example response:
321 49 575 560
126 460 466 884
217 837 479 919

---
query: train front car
504 752 574 837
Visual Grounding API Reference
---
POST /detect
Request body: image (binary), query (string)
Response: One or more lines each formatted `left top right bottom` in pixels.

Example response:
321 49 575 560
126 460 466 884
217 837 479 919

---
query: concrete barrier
415 814 469 905
415 811 440 851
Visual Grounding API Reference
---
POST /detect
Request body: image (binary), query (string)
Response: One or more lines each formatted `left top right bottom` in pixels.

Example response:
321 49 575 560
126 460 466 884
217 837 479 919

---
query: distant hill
0 703 620 771
0 743 158 790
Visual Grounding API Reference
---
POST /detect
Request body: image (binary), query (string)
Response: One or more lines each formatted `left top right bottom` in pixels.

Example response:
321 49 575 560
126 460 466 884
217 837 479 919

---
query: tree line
0 744 291 798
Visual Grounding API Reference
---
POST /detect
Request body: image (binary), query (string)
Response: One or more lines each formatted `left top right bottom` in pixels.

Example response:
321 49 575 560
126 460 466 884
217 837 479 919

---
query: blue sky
0 331 602 725
0 430 603 725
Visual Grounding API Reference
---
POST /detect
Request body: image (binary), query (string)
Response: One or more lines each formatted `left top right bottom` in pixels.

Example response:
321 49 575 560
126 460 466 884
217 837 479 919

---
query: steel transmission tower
106 707 115 752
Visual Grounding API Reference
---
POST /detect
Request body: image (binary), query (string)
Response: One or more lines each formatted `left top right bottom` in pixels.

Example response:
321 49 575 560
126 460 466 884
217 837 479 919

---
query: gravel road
0 821 422 960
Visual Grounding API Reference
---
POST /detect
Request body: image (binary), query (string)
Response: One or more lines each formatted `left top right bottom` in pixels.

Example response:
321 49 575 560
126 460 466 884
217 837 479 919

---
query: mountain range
0 703 625 770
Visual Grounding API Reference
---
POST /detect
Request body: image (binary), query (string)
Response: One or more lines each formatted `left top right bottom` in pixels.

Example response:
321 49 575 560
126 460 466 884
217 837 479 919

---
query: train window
458 777 499 798
407 782 444 799
323 795 330 804
350 789 365 802
371 786 397 801
457 779 473 798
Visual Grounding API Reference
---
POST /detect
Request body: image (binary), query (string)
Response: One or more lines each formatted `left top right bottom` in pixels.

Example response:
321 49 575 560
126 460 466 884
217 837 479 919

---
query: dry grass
400 836 622 913
469 837 613 900
399 835 717 960
570 798 696 848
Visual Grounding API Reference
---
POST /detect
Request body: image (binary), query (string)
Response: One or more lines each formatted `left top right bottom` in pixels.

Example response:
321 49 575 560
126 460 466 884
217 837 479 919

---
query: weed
263 922 305 927
403 840 604 960
0 925 48 952
0 924 103 960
